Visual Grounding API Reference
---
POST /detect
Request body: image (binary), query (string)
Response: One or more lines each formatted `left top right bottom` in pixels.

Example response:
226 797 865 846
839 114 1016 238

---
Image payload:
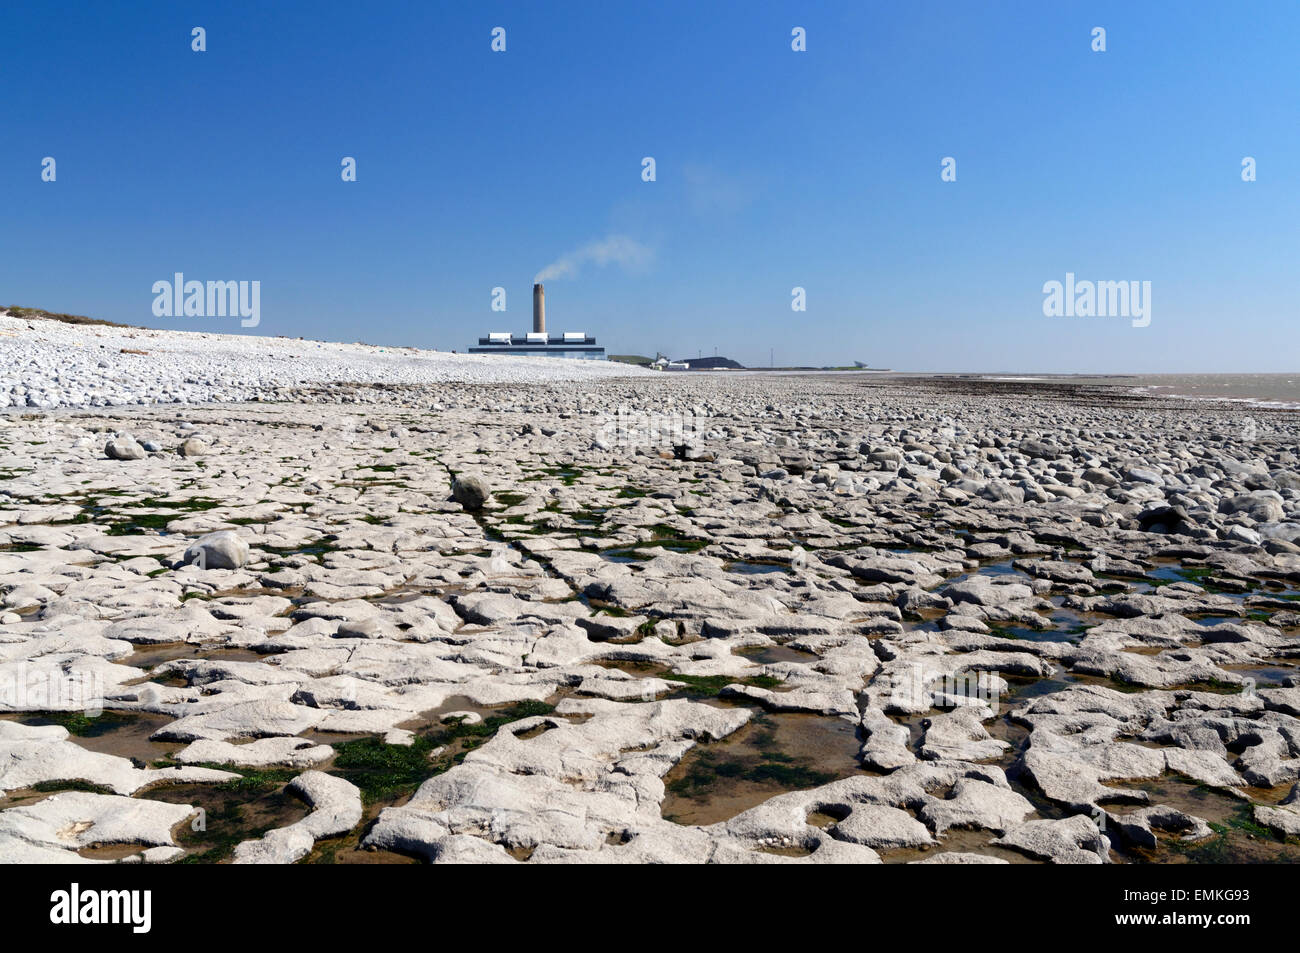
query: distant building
468 331 606 360
468 282 607 359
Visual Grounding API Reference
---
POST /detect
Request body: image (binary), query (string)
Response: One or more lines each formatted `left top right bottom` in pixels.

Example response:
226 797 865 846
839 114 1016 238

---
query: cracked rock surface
1 370 1298 863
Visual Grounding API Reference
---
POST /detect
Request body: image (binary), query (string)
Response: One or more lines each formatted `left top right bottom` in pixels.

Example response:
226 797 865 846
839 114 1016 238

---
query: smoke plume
534 234 652 283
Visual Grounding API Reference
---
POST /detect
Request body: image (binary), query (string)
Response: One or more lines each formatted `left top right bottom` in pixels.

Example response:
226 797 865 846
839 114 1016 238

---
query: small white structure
563 331 586 342
666 361 689 372
488 332 512 343
526 332 548 343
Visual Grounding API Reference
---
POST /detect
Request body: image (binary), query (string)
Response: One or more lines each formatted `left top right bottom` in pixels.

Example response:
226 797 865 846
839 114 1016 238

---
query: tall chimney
532 283 546 334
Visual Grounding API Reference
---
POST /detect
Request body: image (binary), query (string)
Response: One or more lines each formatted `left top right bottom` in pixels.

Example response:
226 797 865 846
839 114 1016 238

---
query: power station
469 283 606 359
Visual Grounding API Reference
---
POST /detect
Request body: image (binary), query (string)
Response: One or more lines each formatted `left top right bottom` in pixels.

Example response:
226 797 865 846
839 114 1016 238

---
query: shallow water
3 710 181 766
1109 775 1300 864
726 560 792 576
661 710 862 827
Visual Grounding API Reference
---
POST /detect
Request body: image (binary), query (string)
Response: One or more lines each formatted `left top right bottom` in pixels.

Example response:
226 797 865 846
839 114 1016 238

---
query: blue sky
3 1 1297 372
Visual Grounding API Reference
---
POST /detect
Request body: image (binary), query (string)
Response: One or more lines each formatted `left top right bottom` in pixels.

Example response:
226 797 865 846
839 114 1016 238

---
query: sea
1110 374 1300 409
728 370 1300 410
976 373 1300 409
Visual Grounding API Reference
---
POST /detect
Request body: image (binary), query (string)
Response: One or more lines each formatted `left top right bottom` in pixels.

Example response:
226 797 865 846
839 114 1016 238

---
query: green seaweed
330 700 556 803
24 710 138 738
661 673 784 698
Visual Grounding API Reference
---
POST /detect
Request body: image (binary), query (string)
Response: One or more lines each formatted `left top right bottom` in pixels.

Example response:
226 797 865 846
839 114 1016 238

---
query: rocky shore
0 310 651 410
1 371 1298 863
